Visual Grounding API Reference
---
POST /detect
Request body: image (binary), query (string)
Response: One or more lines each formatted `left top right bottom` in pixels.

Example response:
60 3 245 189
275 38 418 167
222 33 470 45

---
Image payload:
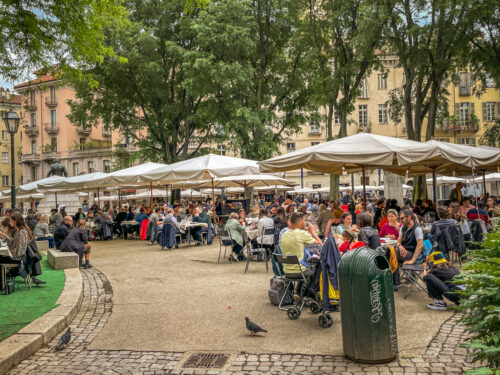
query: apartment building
0 88 23 192
14 74 124 183
279 60 500 189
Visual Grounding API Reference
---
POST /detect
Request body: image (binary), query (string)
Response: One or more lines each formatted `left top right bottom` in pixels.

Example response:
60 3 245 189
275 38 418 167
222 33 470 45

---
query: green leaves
456 228 500 372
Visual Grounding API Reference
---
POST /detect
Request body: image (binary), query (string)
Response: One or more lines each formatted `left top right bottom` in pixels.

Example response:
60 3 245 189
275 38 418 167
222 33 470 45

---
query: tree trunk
326 102 340 202
413 175 428 201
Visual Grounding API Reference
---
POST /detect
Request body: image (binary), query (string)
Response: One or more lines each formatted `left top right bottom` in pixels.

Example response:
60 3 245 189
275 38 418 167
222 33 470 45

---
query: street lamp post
2 110 20 209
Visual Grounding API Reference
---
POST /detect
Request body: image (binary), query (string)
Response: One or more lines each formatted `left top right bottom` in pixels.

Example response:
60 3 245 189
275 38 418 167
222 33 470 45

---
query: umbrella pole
362 167 367 205
471 167 479 211
432 169 438 207
55 192 58 208
150 182 153 209
97 188 100 210
482 171 487 196
165 185 168 205
211 178 216 225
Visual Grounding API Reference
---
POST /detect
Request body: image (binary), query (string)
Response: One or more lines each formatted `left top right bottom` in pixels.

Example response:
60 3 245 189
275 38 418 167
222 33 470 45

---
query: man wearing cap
422 252 462 310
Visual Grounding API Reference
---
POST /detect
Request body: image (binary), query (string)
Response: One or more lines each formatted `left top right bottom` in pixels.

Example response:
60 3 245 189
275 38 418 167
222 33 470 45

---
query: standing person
60 219 92 269
50 208 64 232
0 212 46 286
372 198 386 229
342 190 352 205
82 200 89 213
449 182 463 203
73 208 86 222
379 209 400 240
422 252 461 310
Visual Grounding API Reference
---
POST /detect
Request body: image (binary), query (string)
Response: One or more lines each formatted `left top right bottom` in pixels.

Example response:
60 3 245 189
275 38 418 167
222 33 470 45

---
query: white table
245 229 258 241
0 246 12 257
121 220 139 226
179 222 208 245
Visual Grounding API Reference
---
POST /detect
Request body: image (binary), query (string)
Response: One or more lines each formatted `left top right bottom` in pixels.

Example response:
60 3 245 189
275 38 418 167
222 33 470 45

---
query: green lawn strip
0 256 65 341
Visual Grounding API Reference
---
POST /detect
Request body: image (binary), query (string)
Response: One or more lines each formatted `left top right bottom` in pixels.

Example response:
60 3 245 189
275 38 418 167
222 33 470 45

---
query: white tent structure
2 175 67 196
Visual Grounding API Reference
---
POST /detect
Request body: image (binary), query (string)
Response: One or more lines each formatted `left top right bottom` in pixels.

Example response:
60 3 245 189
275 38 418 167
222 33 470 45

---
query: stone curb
0 268 83 374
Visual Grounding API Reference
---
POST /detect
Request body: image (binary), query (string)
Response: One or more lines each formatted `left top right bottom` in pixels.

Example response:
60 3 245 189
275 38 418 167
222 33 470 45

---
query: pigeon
55 328 71 351
245 317 267 335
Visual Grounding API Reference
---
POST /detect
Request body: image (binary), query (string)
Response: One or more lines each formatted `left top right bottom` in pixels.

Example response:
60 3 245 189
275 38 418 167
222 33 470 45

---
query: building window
49 86 56 101
31 166 37 181
311 142 320 146
72 163 79 176
485 74 495 88
2 152 7 164
1 130 7 141
459 102 469 122
377 74 387 90
88 161 94 173
29 90 36 107
286 142 295 153
309 122 321 134
334 111 340 125
103 160 111 173
358 105 368 125
458 137 476 146
2 175 8 186
217 144 226 156
378 104 388 124
50 137 57 151
30 140 37 154
360 79 369 99
483 102 497 121
50 110 57 127
435 138 450 142
30 113 36 127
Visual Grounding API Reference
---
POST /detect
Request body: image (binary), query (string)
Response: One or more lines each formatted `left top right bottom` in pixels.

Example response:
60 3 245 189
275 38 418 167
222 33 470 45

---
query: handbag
4 281 15 294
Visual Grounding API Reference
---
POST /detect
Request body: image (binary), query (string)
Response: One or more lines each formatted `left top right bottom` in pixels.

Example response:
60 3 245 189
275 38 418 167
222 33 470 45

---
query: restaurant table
0 245 15 290
121 220 139 226
179 222 208 245
245 229 258 241
380 238 398 247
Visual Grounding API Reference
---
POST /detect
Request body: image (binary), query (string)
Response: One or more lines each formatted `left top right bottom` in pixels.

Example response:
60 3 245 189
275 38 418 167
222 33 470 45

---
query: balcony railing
44 123 59 134
459 86 471 96
68 147 112 157
24 125 39 137
42 151 59 161
309 128 322 135
45 97 57 107
76 126 91 136
21 153 41 163
438 119 479 133
25 103 37 111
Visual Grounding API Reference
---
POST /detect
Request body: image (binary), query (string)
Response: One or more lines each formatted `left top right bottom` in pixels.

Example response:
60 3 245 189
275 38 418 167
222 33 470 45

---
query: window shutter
496 103 500 119
454 103 460 116
470 102 475 115
482 102 487 121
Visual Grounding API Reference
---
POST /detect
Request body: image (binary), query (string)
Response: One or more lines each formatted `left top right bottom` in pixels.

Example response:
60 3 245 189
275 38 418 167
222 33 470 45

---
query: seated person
431 206 466 258
280 212 322 299
256 208 274 251
224 212 246 261
238 209 246 226
422 252 462 311
316 204 337 236
338 230 365 255
148 207 161 244
94 211 113 240
86 209 96 222
33 214 54 248
60 219 92 269
396 209 424 265
467 201 490 229
114 208 127 238
191 207 210 246
379 209 400 239
54 216 73 249
357 212 381 250
73 208 86 222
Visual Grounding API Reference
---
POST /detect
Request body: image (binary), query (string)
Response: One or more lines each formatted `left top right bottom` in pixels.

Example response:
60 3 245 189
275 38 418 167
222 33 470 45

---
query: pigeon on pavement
245 317 268 335
55 328 71 351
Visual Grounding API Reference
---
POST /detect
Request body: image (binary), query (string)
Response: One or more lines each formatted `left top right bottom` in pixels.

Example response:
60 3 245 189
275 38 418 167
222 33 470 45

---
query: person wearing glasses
395 209 424 265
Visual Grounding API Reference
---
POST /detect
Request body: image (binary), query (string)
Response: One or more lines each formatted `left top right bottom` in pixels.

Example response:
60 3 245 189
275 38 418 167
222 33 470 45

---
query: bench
47 249 79 270
36 240 49 251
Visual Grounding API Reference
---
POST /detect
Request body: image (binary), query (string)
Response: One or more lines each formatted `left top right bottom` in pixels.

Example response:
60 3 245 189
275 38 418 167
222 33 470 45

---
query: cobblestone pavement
7 268 476 375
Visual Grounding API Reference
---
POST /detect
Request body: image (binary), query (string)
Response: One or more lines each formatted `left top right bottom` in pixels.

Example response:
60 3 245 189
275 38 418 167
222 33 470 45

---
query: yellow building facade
0 88 23 207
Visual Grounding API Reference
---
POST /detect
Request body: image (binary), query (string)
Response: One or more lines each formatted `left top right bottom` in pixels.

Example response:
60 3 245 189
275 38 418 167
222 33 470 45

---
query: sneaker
84 263 93 269
293 294 300 303
426 301 447 311
230 253 239 262
394 284 400 292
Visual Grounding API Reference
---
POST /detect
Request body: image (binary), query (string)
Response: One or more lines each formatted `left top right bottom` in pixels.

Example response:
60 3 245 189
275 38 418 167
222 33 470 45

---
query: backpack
268 276 293 306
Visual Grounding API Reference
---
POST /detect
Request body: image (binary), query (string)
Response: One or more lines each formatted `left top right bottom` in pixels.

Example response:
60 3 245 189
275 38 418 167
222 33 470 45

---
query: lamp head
2 109 20 134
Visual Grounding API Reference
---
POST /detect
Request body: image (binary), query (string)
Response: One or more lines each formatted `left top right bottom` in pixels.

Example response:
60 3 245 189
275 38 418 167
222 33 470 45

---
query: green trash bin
338 246 398 363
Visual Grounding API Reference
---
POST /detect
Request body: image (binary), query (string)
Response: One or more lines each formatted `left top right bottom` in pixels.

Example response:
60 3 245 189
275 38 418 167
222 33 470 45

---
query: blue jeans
37 237 54 249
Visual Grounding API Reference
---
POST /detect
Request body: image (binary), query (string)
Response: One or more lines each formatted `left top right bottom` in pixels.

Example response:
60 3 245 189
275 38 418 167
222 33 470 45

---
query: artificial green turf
0 256 65 341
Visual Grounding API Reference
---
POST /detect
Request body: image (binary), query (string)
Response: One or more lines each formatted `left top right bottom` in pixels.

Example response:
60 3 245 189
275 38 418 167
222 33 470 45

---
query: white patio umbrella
255 184 297 192
181 189 203 198
37 172 111 192
260 133 451 203
425 176 467 185
2 175 67 196
286 187 317 195
144 154 259 223
482 172 500 182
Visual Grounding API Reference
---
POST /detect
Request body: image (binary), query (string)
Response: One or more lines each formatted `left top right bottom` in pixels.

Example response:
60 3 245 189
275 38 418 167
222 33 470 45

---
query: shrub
456 229 500 374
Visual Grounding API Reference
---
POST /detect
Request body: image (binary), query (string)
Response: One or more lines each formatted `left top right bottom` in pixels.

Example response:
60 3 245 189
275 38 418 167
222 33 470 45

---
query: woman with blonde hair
60 219 92 268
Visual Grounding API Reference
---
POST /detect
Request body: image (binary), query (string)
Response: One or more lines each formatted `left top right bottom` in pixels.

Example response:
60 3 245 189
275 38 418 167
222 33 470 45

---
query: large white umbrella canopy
286 187 317 195
37 172 111 192
2 175 67 196
181 189 203 198
255 185 297 192
200 187 245 195
482 172 500 182
144 154 259 183
259 133 446 175
173 174 295 189
110 162 168 186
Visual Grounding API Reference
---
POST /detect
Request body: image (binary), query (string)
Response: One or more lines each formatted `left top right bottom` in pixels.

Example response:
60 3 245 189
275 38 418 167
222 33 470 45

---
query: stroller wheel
287 306 300 320
326 313 333 327
309 301 321 314
318 314 329 328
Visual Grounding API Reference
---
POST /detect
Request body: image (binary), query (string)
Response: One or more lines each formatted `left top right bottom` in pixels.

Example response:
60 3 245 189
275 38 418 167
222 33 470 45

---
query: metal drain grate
181 352 231 369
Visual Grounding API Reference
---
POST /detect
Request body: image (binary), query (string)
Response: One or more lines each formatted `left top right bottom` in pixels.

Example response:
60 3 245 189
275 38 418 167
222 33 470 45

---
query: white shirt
257 216 275 245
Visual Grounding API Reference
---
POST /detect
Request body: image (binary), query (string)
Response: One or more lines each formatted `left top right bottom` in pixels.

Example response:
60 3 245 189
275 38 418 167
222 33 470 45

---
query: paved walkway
7 267 475 375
